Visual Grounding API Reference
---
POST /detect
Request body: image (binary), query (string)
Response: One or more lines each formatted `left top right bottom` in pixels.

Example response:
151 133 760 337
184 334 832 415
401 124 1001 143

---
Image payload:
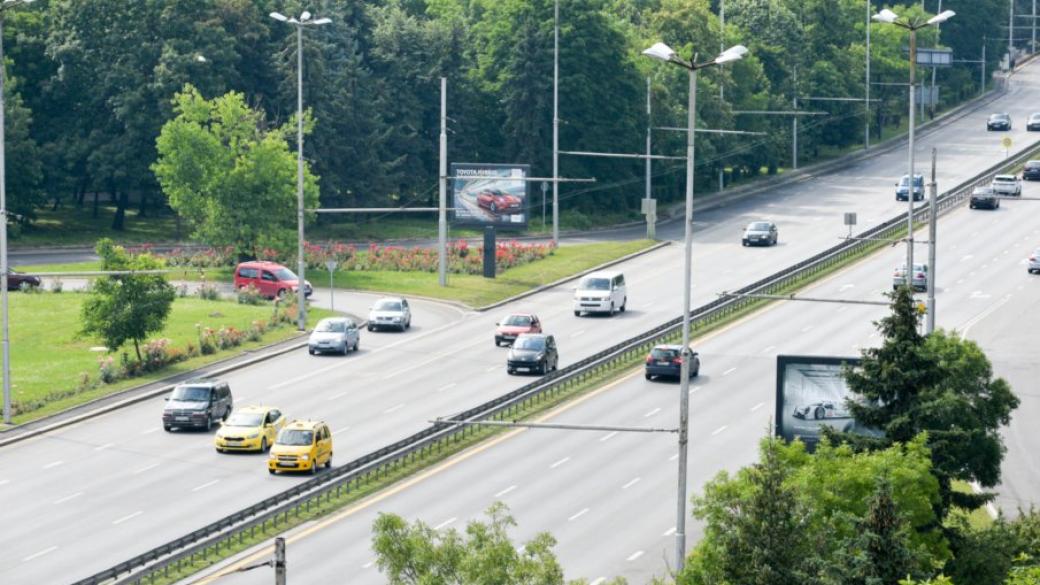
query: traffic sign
1001 136 1013 149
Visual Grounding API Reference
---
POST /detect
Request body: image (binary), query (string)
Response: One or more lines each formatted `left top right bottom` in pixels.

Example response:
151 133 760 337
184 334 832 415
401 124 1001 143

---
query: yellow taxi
214 406 286 453
267 420 333 475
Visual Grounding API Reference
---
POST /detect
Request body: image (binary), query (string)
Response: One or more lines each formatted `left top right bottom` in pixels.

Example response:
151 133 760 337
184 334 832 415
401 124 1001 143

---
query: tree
80 238 175 361
372 502 567 585
832 287 1020 515
152 85 319 259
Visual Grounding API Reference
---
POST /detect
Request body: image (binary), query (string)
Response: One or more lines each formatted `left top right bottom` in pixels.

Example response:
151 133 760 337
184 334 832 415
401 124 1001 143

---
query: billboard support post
439 77 448 287
926 147 937 334
483 227 496 279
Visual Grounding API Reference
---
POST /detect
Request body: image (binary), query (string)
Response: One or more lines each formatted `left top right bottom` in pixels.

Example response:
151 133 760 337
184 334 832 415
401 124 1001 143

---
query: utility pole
866 0 872 148
926 147 937 334
552 0 560 244
438 77 448 287
645 77 655 240
930 0 942 119
982 41 987 94
274 537 286 585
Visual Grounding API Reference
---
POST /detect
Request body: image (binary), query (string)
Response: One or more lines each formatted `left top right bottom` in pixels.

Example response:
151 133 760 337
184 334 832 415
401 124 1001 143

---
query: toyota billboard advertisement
774 355 882 450
451 163 529 228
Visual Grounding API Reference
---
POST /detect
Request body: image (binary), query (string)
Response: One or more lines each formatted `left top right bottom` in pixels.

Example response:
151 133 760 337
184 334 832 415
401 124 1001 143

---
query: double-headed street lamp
642 40 747 572
270 10 331 331
1 0 37 425
872 8 954 287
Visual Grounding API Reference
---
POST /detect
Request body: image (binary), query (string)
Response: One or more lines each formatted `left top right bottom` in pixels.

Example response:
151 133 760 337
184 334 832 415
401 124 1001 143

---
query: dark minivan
506 333 559 375
645 344 700 381
162 380 233 431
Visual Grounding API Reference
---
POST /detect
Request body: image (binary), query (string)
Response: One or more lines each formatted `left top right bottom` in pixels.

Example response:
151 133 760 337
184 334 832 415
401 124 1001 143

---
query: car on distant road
991 174 1022 196
215 405 286 453
644 344 699 381
1027 112 1040 131
1027 248 1040 274
267 420 333 475
368 297 411 332
308 317 360 355
1024 160 1040 181
573 271 627 316
792 401 851 420
895 174 925 201
507 333 559 375
893 263 928 291
987 113 1012 131
233 261 312 300
5 268 40 291
476 188 522 214
742 221 778 246
494 313 542 347
162 379 233 432
969 186 1001 210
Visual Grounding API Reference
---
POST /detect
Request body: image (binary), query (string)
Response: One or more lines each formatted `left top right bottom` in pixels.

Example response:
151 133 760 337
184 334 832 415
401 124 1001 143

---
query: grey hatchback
742 221 778 246
308 317 360 355
507 333 559 375
644 345 700 380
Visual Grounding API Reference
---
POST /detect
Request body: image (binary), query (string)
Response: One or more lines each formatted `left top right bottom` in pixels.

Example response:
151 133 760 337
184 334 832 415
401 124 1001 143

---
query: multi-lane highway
2 60 1039 584
201 170 1040 585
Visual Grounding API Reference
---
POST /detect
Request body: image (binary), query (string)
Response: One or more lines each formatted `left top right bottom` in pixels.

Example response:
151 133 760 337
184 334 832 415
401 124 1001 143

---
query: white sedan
991 174 1022 196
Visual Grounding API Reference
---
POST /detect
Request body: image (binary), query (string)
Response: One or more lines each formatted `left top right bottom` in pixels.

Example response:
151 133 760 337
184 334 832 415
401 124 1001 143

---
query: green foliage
152 86 319 259
80 238 176 361
371 502 567 585
833 287 1020 515
945 510 1040 585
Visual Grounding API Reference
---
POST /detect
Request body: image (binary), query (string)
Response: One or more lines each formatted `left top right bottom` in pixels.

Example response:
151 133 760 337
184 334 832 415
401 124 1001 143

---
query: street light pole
645 76 655 240
866 0 872 149
438 77 447 287
270 10 331 332
1 0 37 425
926 147 938 334
642 40 748 572
552 0 560 245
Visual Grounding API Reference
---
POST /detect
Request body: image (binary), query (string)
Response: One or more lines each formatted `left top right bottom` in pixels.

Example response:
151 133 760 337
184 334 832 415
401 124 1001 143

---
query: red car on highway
476 189 522 214
494 313 542 346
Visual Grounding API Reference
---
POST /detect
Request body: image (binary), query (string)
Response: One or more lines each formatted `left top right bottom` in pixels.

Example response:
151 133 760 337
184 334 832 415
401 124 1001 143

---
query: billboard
774 355 882 450
451 163 529 228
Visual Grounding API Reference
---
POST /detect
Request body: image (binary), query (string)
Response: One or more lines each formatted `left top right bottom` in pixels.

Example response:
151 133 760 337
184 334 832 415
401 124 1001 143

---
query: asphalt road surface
198 176 1040 585
2 62 1039 584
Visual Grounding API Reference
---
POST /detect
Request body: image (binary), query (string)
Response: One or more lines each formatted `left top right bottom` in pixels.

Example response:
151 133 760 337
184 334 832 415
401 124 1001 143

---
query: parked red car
494 313 542 346
476 189 522 214
6 268 41 291
233 261 312 299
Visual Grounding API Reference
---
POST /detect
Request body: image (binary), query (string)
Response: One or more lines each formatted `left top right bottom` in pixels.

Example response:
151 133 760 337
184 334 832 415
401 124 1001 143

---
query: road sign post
325 260 338 313
1002 136 1013 159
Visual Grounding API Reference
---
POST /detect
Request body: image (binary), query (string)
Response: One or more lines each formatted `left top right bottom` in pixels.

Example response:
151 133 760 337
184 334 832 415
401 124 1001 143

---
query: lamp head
714 44 748 65
927 10 955 25
313 18 332 25
872 9 899 24
300 11 312 22
269 11 288 22
643 42 678 63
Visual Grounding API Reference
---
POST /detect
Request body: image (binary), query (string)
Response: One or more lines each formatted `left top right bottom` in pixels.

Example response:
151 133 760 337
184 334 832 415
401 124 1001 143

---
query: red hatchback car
476 189 522 214
494 313 542 347
234 261 312 299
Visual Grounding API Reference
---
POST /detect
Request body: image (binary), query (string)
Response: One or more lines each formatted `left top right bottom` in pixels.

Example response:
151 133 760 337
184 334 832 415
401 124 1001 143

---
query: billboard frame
450 162 531 229
774 354 865 449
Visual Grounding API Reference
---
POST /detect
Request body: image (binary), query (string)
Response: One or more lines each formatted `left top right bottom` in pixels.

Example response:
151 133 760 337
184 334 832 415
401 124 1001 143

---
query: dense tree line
1 0 1018 234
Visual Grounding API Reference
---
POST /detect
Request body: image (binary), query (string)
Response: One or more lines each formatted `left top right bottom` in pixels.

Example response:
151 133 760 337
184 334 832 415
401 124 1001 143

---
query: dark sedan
1028 113 1040 131
987 113 1012 131
969 186 1000 210
506 333 558 375
1023 160 1040 181
5 269 41 291
644 344 699 380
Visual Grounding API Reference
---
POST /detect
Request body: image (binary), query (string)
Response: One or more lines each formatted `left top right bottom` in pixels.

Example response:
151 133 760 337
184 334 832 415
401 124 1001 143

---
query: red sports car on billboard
476 188 522 214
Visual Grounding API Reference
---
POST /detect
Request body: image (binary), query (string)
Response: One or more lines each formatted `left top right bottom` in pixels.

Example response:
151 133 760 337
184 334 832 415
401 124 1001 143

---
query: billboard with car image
451 163 529 228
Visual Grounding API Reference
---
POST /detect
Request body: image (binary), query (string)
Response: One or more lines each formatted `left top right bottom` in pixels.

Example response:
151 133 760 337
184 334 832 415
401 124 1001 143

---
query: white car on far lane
1028 248 1040 274
991 174 1022 197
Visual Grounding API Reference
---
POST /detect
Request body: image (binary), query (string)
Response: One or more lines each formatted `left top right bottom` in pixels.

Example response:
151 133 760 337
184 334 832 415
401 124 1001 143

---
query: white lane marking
192 480 220 492
800 325 813 333
956 278 964 284
327 391 350 401
961 254 974 262
644 407 661 418
384 337 489 380
362 560 375 569
550 457 570 469
669 453 678 461
712 425 728 436
722 367 736 376
571 329 586 338
485 365 500 373
970 291 992 299
599 431 618 442
133 463 159 475
627 550 645 561
568 508 590 521
437 383 457 393
0 479 9 486
383 403 405 415
960 294 1013 340
663 526 677 536
434 517 456 530
622 477 641 490
141 427 159 435
53 492 83 504
495 485 517 498
112 511 143 525
22 546 58 562
94 442 115 451
270 361 351 390
689 386 701 395
42 461 64 470
760 345 775 354
332 426 350 436
750 402 765 412
839 283 855 291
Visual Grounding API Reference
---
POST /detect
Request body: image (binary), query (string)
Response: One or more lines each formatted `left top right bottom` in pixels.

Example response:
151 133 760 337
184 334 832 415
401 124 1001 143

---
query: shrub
98 356 120 384
141 338 172 372
236 283 264 305
196 325 217 355
50 278 64 293
247 319 267 342
176 283 189 298
215 326 245 349
196 282 221 301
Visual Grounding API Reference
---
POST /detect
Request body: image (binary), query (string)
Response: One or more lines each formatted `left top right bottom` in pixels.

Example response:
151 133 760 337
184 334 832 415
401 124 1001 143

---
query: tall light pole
866 0 872 149
552 0 560 244
643 40 748 572
1 0 37 425
270 10 331 332
872 8 954 286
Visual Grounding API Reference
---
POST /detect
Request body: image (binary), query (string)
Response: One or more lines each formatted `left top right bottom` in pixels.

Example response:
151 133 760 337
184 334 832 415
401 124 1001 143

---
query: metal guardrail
75 140 1040 585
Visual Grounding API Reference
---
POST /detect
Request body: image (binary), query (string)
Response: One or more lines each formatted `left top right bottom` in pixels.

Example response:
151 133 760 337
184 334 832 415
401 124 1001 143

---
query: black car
162 379 233 431
1027 113 1040 131
644 344 699 381
987 113 1012 131
969 186 1000 210
5 268 41 291
506 333 558 375
1023 160 1040 181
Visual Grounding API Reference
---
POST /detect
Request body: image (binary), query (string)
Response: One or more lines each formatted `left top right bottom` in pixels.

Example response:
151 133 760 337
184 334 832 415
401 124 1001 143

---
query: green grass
951 480 995 531
3 293 330 426
11 204 183 247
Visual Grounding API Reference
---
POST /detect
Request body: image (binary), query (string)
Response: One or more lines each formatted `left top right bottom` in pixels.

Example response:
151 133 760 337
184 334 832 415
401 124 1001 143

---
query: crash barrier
76 139 1040 585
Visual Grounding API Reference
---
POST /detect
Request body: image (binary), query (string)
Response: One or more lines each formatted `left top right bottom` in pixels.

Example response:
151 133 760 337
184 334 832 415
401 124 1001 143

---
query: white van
573 271 627 316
